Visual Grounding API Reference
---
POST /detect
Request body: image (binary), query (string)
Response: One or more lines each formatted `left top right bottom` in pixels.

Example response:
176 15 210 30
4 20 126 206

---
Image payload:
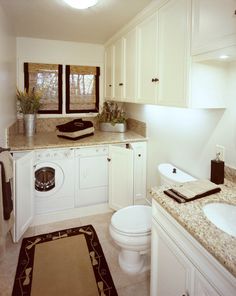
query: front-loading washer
34 148 75 214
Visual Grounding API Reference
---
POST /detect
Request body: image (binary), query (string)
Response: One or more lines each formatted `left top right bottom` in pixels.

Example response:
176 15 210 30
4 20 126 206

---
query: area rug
12 224 118 296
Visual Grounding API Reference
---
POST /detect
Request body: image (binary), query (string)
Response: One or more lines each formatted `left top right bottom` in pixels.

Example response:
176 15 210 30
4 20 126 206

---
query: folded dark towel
57 132 94 141
56 119 93 133
0 161 13 220
164 187 221 203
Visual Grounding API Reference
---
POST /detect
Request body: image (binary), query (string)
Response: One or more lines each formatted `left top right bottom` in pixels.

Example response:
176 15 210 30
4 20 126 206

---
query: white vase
24 114 36 137
99 122 127 133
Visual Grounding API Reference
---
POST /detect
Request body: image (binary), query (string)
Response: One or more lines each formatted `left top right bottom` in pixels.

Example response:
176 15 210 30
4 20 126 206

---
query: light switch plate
216 145 225 161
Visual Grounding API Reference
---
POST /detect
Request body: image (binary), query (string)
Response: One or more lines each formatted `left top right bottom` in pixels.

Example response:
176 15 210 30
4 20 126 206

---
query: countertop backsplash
8 117 146 137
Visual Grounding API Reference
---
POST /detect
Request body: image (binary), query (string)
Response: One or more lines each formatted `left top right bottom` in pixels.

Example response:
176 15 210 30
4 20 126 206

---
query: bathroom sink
203 203 236 237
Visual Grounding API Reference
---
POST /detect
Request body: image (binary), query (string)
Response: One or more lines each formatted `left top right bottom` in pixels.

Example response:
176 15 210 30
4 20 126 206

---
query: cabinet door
104 45 114 99
13 151 34 242
192 0 236 54
130 142 147 202
195 270 221 296
124 28 137 102
137 13 158 104
113 38 125 101
108 145 133 210
157 0 190 107
151 218 194 296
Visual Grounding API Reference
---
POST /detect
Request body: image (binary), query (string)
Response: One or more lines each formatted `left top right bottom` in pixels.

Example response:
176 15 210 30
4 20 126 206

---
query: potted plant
16 88 42 136
97 101 127 132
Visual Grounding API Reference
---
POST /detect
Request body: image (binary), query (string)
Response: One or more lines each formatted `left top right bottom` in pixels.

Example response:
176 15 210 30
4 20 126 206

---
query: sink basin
203 203 236 237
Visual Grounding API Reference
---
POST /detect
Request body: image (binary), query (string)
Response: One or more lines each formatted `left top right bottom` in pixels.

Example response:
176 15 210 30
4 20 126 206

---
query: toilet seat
111 205 152 235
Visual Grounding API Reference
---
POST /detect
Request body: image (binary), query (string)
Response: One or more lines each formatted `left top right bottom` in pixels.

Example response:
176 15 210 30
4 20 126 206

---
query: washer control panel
35 149 74 161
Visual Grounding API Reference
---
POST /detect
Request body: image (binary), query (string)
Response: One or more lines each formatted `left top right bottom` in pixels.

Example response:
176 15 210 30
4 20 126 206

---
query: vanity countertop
9 130 147 151
151 181 236 277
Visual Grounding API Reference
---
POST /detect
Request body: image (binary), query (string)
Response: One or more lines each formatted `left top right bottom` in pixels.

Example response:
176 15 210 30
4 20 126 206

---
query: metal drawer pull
119 83 123 86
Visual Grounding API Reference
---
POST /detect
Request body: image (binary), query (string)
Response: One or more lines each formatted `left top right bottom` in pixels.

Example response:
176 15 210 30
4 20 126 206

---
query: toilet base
118 249 150 274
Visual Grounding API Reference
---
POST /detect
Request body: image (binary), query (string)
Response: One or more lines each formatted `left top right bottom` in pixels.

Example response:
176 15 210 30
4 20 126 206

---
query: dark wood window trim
66 65 100 114
24 62 63 114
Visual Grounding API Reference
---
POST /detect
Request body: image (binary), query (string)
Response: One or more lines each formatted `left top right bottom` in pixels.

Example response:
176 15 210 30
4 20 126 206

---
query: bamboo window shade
66 65 100 113
24 62 62 114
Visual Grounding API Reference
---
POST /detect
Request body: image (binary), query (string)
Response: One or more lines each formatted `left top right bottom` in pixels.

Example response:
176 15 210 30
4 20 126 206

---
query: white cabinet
157 0 190 107
108 142 147 210
113 38 125 101
137 13 158 104
75 146 108 207
108 145 134 210
195 270 221 296
124 28 137 102
192 0 236 54
151 199 235 296
151 218 194 296
104 45 114 100
12 151 34 242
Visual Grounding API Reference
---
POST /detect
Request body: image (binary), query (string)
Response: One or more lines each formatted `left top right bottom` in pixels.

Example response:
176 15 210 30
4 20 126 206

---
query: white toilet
109 205 152 274
158 163 196 185
109 163 195 274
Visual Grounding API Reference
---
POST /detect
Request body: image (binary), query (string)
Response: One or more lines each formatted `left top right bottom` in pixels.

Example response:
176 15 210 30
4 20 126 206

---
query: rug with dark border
12 224 118 296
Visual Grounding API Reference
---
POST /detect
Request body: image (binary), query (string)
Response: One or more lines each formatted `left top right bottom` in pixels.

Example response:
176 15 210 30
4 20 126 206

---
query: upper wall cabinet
192 0 236 54
113 38 125 101
136 13 159 104
157 0 191 107
124 28 137 102
104 45 114 100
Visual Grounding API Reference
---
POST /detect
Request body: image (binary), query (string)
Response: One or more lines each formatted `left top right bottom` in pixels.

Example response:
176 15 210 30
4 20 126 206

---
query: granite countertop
151 181 236 277
9 130 147 151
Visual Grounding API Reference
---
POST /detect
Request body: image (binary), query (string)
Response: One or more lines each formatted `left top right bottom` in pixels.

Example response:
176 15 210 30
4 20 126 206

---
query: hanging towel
0 151 13 220
164 179 221 203
0 151 14 260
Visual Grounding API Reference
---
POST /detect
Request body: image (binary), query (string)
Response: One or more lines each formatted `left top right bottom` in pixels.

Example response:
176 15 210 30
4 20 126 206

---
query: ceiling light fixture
63 0 98 10
219 55 229 59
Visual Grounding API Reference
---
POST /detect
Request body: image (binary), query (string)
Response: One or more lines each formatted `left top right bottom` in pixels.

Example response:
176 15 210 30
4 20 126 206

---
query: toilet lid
111 205 152 234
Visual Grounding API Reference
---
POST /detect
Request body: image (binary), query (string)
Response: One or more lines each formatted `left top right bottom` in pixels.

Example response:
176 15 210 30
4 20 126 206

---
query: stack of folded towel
56 119 94 140
164 179 221 203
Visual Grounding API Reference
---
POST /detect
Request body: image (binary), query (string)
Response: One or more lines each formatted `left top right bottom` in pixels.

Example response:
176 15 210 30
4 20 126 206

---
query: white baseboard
32 203 112 226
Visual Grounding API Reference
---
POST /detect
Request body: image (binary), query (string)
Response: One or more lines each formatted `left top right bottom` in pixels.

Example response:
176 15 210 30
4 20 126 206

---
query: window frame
24 62 63 114
65 65 100 114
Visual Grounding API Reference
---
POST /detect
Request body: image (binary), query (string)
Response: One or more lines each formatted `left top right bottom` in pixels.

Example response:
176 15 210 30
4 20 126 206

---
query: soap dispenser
210 152 224 184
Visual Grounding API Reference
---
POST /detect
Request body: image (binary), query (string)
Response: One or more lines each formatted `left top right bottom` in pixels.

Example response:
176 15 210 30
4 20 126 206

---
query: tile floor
0 212 150 295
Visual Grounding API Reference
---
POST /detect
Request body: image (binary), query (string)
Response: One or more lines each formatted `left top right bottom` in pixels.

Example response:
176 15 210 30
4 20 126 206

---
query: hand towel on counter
56 119 94 140
164 179 221 203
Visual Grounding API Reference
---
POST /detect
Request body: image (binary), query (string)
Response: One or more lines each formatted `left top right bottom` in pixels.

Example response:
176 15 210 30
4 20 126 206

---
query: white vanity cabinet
12 151 34 242
151 199 236 296
108 141 147 210
192 0 236 54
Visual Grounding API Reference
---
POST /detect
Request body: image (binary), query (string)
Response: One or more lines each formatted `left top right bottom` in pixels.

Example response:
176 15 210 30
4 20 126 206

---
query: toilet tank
158 163 196 186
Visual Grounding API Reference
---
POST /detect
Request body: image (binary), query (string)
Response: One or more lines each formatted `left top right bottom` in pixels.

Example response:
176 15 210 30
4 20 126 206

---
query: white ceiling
0 0 153 44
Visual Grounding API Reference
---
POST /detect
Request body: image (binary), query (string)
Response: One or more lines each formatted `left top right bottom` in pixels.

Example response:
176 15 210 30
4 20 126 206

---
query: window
24 63 62 114
66 65 100 113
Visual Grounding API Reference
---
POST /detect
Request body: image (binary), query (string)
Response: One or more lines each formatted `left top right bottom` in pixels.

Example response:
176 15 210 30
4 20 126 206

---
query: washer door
34 162 64 197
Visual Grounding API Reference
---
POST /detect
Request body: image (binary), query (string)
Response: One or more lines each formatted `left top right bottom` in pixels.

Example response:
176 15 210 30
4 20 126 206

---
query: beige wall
0 4 16 146
125 62 236 191
16 37 104 117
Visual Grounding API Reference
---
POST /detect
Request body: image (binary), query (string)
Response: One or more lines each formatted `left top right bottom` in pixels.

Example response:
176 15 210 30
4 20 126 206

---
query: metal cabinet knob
109 84 112 87
119 83 123 86
107 158 111 162
138 154 141 157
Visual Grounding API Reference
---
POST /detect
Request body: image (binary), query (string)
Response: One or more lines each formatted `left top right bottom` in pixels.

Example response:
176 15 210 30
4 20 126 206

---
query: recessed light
219 55 229 59
63 0 98 9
